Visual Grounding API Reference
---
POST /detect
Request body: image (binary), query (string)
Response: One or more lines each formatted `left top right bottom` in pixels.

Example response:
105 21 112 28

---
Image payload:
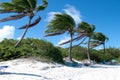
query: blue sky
0 0 120 49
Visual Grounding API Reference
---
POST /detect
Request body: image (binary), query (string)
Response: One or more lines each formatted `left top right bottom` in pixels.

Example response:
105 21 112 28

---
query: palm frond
46 14 75 33
0 13 27 22
26 0 37 9
36 0 48 11
12 0 31 9
0 2 15 10
0 10 19 13
78 22 96 35
19 16 41 29
59 34 85 45
44 31 65 37
74 37 87 46
92 32 109 43
0 2 26 13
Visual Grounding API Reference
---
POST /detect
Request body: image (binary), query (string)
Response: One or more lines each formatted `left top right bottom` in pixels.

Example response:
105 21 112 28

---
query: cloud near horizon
0 25 15 42
46 4 82 24
57 36 70 48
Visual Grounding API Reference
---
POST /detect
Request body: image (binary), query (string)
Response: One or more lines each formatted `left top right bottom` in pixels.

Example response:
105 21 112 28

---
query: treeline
0 38 120 63
60 46 120 63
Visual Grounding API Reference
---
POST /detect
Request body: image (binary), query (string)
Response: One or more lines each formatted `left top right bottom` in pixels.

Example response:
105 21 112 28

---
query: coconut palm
0 0 48 47
91 32 109 53
45 13 75 62
77 22 96 64
59 22 96 63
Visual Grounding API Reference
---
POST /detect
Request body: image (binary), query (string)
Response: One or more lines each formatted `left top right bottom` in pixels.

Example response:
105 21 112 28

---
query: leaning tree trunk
103 43 106 54
14 17 32 48
68 33 73 62
87 37 91 64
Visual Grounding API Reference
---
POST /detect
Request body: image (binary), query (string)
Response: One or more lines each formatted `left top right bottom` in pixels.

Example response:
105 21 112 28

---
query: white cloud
16 36 21 40
46 4 82 24
94 45 103 50
63 4 82 24
46 12 61 22
57 36 70 48
0 25 15 42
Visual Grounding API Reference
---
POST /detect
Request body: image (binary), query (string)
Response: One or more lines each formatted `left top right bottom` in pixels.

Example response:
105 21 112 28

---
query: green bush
0 46 21 61
57 47 68 57
1 39 120 64
0 38 64 63
72 46 87 60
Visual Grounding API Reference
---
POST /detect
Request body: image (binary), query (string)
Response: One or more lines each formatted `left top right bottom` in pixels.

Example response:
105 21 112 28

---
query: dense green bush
72 46 87 60
0 38 64 63
57 47 68 57
88 47 120 62
59 45 120 63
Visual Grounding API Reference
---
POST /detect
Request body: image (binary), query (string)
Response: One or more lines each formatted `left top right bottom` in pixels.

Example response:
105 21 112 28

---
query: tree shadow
90 64 120 68
0 72 51 80
64 61 83 68
64 61 120 68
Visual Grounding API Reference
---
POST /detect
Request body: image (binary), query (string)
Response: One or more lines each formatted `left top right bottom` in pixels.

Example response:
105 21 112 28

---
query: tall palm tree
0 0 48 47
77 22 95 64
45 13 75 62
91 32 109 53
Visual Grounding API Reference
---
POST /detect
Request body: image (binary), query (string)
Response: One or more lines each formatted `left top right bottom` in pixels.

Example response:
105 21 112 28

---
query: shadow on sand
0 72 52 80
64 61 83 68
64 61 120 68
90 64 120 68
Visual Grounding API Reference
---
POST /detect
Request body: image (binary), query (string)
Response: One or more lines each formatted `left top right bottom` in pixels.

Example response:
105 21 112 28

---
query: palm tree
45 13 75 62
0 0 48 47
77 22 96 64
91 32 109 53
59 21 96 63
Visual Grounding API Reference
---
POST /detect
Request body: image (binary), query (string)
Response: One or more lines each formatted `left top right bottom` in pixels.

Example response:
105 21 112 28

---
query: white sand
0 58 120 80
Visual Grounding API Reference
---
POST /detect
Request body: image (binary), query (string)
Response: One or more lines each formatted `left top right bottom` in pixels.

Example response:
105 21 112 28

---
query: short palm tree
91 32 109 53
45 13 75 62
0 0 48 47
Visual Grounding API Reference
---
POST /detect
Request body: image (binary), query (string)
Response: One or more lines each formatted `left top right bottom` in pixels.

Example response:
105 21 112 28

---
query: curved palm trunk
68 33 73 62
87 37 91 64
14 17 32 48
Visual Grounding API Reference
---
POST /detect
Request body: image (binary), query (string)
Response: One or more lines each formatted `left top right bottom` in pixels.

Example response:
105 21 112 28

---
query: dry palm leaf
0 13 26 22
19 16 41 29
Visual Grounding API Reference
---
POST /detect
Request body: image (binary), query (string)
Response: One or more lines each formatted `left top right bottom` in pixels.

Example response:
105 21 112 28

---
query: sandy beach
0 58 120 80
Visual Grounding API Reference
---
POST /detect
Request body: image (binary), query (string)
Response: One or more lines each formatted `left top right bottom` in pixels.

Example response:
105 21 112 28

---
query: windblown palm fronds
0 0 48 47
45 13 75 62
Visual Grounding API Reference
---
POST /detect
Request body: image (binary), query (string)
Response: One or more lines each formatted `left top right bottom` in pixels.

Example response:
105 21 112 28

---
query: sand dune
0 58 120 80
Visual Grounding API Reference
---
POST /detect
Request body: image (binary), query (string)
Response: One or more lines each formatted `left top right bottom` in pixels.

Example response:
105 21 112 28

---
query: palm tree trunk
103 43 106 54
87 37 91 64
14 17 32 48
68 33 73 62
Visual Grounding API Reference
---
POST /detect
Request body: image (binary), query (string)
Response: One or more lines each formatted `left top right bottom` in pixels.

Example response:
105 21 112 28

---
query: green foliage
105 47 120 58
57 47 68 57
0 38 63 63
59 46 120 63
71 46 87 60
1 38 120 63
90 47 120 62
